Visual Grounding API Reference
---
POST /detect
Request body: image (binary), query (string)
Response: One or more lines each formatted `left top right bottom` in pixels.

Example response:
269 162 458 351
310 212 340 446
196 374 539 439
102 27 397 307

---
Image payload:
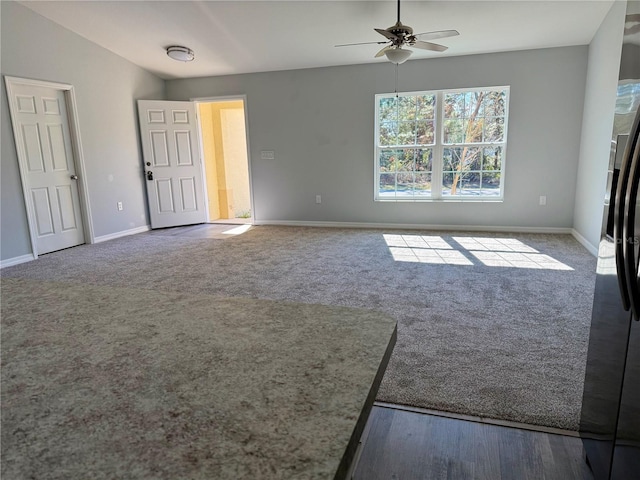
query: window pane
379 173 396 197
481 172 501 195
443 147 481 172
483 117 504 142
444 93 465 119
443 119 465 144
398 96 417 121
396 172 414 196
465 118 484 143
416 95 435 119
379 121 398 146
443 147 458 171
414 173 432 196
464 147 482 170
398 121 417 146
416 121 434 144
484 90 506 117
379 149 398 172
465 91 484 117
442 172 455 195
415 148 432 172
379 97 398 123
443 171 481 196
396 149 415 171
483 147 502 171
459 172 481 195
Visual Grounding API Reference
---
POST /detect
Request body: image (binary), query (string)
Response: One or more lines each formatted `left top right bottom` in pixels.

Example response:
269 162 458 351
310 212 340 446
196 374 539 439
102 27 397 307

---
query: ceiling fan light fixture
385 47 412 64
166 46 195 62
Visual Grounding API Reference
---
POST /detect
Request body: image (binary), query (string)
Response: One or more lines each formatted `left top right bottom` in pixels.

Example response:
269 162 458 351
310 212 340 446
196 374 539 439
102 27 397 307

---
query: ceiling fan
336 0 459 64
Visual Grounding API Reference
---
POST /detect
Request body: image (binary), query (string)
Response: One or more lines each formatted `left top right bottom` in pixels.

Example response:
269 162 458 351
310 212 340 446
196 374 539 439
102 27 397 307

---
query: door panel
22 124 45 171
180 177 197 211
16 94 37 113
57 185 77 230
42 96 60 115
150 131 169 166
172 110 189 123
156 179 174 213
175 131 193 165
32 188 55 235
138 100 206 229
147 109 165 123
48 124 69 171
8 83 85 254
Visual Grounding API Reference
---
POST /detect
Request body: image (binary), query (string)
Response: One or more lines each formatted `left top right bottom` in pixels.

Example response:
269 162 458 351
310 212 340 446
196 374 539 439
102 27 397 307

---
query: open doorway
196 98 252 225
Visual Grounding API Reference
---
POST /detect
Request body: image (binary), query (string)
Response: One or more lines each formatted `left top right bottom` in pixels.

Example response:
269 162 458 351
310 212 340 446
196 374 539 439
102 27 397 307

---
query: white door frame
191 95 255 224
4 76 95 258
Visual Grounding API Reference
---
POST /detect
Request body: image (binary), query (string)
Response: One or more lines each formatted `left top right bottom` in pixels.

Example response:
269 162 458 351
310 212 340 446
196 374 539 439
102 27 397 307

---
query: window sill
375 197 504 203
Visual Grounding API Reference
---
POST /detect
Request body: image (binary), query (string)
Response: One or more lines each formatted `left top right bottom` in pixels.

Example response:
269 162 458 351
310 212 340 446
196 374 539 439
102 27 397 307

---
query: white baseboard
0 253 36 268
94 225 150 244
571 229 598 256
254 220 573 234
1 226 150 266
1 224 586 267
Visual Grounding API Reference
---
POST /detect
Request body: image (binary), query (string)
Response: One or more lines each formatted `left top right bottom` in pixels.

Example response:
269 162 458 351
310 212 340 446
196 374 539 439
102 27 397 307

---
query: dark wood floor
351 405 593 480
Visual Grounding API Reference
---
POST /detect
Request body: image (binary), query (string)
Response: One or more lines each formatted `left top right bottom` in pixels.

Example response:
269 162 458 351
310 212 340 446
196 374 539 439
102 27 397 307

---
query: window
375 86 509 201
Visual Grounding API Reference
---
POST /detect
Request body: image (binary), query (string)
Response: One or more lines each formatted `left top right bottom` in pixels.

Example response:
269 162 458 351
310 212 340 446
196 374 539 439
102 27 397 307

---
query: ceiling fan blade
413 29 460 41
375 28 398 40
335 41 389 47
375 45 394 58
412 40 448 52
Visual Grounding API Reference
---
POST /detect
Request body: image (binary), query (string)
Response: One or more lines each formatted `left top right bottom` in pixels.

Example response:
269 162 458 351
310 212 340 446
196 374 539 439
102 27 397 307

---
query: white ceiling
20 0 615 80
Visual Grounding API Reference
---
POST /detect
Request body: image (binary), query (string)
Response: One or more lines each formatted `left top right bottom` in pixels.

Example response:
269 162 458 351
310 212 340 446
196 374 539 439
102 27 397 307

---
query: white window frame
374 85 510 202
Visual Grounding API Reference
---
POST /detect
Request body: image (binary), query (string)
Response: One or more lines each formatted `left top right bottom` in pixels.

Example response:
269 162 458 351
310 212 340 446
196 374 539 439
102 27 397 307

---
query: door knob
70 174 78 180
146 171 154 181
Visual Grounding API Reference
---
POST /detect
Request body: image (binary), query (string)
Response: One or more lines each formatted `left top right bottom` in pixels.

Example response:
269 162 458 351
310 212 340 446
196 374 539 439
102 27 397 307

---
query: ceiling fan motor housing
387 21 414 45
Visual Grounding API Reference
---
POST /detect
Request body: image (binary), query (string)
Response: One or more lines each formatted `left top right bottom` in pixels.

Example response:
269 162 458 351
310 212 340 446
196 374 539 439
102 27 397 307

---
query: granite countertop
1 278 397 479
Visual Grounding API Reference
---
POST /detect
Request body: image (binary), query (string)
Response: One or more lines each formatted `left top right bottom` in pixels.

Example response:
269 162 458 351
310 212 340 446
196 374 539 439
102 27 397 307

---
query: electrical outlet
316 195 322 204
539 196 547 206
117 201 123 211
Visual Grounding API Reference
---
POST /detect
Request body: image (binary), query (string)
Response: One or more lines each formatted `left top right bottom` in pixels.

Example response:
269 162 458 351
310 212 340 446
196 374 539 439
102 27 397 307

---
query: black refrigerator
580 2 640 479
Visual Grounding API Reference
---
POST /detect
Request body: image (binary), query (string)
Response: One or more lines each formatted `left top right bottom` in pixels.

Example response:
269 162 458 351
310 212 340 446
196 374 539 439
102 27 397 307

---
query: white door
6 82 85 254
137 100 207 229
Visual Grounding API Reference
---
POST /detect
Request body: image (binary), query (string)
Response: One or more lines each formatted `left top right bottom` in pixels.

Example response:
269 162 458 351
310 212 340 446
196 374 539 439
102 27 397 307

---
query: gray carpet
1 225 597 430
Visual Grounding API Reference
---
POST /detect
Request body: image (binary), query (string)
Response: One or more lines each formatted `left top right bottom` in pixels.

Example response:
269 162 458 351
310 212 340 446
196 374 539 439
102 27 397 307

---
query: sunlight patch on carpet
383 234 573 270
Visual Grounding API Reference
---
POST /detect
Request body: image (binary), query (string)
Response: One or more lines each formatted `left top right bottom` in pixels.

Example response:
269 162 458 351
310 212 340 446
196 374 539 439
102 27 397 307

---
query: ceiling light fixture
384 47 412 64
166 46 195 62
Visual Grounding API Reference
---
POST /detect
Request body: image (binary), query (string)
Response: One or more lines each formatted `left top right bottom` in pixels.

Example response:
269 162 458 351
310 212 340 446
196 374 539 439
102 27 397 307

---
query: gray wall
166 46 589 229
2 1 613 263
1 1 164 261
573 1 626 252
